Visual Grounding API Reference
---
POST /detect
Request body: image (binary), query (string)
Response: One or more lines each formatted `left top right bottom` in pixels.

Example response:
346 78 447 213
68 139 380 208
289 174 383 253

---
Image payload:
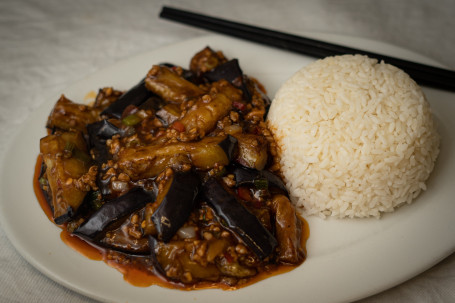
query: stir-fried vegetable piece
145 65 204 103
87 119 123 164
233 133 268 170
229 164 288 193
177 81 241 137
160 63 199 83
74 187 155 241
204 59 252 101
101 78 154 119
47 95 101 133
149 236 222 283
116 135 237 180
92 87 124 111
217 134 238 162
37 161 53 208
151 170 201 242
189 46 227 78
156 103 181 126
39 131 93 224
202 177 278 260
270 195 306 264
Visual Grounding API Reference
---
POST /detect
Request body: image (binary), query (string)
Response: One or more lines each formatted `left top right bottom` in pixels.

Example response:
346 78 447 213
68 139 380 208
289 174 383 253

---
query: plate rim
0 33 453 303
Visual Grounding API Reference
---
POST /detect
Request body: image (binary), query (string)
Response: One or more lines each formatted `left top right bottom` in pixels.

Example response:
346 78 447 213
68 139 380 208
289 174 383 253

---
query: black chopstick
160 6 455 92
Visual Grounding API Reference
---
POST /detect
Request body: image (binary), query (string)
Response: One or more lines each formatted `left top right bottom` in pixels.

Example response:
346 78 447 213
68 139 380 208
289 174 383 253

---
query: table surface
1 0 454 302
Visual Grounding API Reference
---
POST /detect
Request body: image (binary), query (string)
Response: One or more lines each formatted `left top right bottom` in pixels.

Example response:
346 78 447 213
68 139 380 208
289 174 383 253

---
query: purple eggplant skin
98 171 113 198
73 187 155 241
148 235 168 278
203 59 252 101
86 120 123 197
86 119 123 164
202 177 278 260
37 161 53 213
101 78 154 119
260 170 288 193
87 120 122 145
229 164 288 194
218 135 238 162
151 170 201 242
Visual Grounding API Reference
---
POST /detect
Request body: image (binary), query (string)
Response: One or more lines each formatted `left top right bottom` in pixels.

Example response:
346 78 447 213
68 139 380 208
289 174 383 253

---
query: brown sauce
33 155 309 290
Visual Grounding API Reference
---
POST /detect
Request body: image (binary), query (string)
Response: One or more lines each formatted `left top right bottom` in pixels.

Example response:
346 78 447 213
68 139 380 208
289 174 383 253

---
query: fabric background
0 0 454 302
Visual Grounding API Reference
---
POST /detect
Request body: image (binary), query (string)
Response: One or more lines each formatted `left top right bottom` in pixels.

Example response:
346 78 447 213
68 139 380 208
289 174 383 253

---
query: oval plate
0 34 454 303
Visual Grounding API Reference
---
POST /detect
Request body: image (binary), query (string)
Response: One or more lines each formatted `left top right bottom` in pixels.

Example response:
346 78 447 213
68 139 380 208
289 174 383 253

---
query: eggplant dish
36 47 307 289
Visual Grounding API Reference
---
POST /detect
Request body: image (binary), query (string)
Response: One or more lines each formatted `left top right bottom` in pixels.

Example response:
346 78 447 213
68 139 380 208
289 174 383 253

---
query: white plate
0 34 454 303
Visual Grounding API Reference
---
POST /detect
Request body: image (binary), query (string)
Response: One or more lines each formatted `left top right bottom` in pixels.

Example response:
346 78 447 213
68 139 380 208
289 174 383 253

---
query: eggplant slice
202 177 278 260
148 236 221 282
203 59 252 101
117 135 237 181
37 160 53 210
151 170 201 242
145 65 205 104
74 187 155 240
148 236 168 278
101 78 155 119
39 131 92 224
229 164 288 193
270 195 306 264
233 133 268 170
87 119 123 164
160 63 199 83
46 95 101 133
217 135 238 162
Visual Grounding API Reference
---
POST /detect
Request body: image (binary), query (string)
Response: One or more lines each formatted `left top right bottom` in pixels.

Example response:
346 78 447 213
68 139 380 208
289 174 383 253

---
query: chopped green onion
89 191 103 210
91 198 103 210
122 114 142 126
214 166 227 177
220 218 228 228
39 177 48 186
253 178 268 189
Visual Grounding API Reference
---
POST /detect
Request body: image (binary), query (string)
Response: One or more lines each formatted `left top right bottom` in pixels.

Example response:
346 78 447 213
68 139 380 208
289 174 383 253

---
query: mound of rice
267 54 440 218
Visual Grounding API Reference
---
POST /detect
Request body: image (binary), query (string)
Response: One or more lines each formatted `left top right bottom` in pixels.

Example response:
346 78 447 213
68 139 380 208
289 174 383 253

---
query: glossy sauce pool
34 155 309 290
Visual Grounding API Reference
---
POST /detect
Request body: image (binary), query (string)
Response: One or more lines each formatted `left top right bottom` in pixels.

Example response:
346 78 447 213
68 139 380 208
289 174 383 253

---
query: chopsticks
160 6 455 92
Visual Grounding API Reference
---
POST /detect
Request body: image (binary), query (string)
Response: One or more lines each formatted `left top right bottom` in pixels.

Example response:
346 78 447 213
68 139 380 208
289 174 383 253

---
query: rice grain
267 55 440 218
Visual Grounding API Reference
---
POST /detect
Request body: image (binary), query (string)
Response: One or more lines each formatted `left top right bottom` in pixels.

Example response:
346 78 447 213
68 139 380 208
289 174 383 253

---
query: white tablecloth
1 0 454 302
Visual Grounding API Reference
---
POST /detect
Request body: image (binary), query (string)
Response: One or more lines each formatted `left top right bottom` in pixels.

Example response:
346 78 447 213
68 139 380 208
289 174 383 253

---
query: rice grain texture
267 55 440 218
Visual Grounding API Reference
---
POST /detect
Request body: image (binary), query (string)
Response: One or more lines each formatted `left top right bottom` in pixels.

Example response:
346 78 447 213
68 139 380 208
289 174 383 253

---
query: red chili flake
171 121 185 132
237 186 252 202
232 101 246 111
224 251 233 263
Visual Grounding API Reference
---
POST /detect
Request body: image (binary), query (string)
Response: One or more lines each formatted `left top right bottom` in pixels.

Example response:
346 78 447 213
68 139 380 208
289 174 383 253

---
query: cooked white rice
267 54 440 218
